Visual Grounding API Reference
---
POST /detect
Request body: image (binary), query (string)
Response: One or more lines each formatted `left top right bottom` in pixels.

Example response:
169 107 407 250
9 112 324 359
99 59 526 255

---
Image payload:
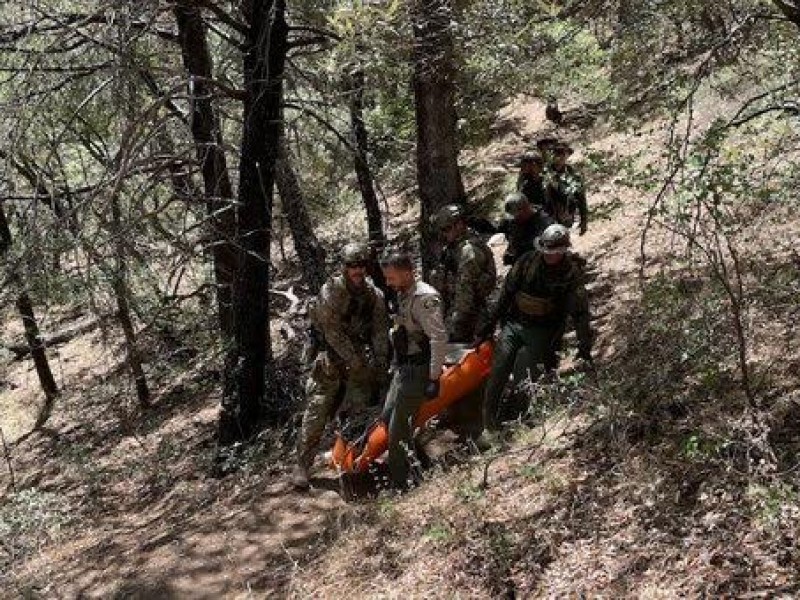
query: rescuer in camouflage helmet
430 203 465 231
429 204 497 343
473 224 592 449
534 223 572 253
293 242 390 490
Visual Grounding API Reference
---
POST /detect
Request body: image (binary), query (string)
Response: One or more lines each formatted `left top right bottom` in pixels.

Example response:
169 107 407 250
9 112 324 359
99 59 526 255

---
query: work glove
424 378 440 399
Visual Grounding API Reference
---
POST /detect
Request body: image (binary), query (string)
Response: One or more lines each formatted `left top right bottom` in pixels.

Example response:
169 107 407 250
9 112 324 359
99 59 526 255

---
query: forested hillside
1 1 799 598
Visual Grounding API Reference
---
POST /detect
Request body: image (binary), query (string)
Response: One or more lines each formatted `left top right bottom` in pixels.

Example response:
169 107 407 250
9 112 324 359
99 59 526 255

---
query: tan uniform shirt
395 281 448 380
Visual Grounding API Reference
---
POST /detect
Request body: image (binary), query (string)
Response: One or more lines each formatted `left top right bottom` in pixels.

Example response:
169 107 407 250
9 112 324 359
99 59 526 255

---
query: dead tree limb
0 424 15 493
2 316 108 360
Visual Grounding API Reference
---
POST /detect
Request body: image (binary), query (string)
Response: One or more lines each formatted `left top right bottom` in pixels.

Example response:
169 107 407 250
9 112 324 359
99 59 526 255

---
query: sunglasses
345 261 368 269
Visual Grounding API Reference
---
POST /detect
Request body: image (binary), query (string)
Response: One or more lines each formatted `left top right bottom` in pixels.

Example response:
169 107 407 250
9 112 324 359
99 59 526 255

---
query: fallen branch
2 315 108 360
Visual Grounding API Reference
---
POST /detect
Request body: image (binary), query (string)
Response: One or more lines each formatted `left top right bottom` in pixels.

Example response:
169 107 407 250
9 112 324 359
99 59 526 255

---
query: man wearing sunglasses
293 243 390 489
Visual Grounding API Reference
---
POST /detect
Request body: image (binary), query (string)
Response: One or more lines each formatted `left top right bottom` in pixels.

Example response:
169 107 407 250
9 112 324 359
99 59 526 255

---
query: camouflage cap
342 242 370 265
534 224 571 254
431 204 466 230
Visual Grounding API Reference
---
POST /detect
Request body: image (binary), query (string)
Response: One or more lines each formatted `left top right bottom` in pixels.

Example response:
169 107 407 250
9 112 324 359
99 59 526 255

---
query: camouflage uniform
383 281 447 487
296 274 390 469
434 231 496 343
482 250 592 431
545 165 588 233
516 172 548 209
496 211 553 266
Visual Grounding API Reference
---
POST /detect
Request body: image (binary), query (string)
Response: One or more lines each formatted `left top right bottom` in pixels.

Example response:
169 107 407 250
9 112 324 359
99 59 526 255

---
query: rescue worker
516 151 548 209
496 192 553 266
474 224 592 448
536 136 559 166
380 252 448 489
293 242 390 489
430 204 497 343
545 142 589 235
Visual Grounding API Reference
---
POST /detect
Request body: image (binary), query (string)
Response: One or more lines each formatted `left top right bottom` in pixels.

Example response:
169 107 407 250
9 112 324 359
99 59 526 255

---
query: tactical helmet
342 242 370 265
431 204 465 230
504 192 531 215
534 224 571 254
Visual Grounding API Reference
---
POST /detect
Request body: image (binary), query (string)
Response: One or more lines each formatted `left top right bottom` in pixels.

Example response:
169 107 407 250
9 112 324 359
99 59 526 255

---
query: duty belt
515 292 555 317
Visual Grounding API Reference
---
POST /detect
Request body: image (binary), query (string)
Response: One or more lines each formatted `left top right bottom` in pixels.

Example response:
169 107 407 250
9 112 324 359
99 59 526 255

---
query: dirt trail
4 389 352 598
17 480 345 598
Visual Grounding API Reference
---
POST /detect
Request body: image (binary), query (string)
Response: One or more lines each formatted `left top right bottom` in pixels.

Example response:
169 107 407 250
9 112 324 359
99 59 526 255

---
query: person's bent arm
417 295 448 380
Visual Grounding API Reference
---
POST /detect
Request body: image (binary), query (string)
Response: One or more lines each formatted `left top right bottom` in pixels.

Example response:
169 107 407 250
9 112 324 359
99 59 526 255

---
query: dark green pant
483 321 559 431
383 363 428 487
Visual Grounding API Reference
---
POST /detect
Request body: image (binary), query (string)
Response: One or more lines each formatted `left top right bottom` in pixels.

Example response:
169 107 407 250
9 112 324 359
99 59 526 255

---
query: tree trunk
347 67 385 247
111 3 150 409
410 0 465 277
0 201 59 424
110 192 151 408
773 1 800 29
173 2 237 340
345 65 390 295
275 131 326 294
15 292 59 426
218 0 288 443
111 277 150 407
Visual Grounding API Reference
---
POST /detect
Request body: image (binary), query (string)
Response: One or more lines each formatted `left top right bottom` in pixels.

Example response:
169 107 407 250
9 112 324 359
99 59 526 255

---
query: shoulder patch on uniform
422 295 441 310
